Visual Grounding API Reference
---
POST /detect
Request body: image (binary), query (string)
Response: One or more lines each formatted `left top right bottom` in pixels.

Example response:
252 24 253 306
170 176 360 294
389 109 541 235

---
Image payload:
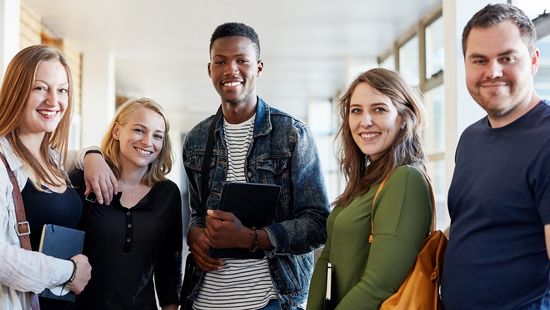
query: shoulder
184 115 216 147
154 179 181 195
268 105 308 131
388 165 429 189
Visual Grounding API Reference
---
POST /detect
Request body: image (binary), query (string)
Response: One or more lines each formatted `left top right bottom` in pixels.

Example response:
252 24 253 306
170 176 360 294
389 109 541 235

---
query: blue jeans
261 299 281 310
526 290 550 310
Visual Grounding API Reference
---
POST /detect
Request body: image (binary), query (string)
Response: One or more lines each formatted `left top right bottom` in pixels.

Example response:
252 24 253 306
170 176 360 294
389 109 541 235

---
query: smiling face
465 21 539 127
349 82 402 160
112 106 166 173
208 36 263 109
19 60 69 137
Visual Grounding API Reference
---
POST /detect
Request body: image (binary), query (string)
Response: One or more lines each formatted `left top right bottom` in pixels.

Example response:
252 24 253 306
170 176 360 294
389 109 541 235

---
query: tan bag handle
369 168 436 244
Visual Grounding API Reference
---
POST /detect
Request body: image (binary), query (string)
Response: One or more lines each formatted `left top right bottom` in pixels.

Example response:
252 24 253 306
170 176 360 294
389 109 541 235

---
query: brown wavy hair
0 45 73 188
100 98 173 186
333 68 426 208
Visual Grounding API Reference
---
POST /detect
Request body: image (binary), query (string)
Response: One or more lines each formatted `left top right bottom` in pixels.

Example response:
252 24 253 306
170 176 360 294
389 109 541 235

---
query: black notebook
38 224 85 302
210 182 281 259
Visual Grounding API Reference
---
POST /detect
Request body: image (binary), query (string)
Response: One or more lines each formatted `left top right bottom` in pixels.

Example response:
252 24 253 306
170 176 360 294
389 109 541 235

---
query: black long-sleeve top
70 170 183 310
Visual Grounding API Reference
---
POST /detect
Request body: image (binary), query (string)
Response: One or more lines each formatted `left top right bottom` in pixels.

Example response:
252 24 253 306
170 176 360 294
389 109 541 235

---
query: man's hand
83 153 118 205
205 210 252 249
188 227 223 271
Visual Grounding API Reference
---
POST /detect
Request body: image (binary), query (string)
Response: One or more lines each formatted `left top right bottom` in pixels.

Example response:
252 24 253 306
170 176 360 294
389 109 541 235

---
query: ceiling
22 0 441 130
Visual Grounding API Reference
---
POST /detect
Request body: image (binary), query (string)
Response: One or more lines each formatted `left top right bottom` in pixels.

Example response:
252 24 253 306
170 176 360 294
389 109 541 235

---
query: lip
37 109 60 119
135 147 153 156
357 131 381 143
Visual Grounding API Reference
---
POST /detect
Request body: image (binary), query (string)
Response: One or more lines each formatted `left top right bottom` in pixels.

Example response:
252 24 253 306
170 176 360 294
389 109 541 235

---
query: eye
237 58 249 64
350 107 361 114
471 58 487 65
499 56 516 64
212 60 225 65
58 88 68 94
153 134 164 140
34 85 47 92
373 107 387 113
133 128 144 134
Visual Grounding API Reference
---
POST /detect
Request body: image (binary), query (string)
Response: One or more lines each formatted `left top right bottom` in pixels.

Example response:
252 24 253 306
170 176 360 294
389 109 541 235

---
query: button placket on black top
124 210 133 252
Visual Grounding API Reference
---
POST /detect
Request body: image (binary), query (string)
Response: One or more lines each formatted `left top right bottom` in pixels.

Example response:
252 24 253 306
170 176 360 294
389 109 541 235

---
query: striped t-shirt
193 114 277 310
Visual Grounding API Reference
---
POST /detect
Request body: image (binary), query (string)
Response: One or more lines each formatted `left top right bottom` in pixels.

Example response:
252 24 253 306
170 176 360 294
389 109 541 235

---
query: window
399 36 420 87
425 17 444 80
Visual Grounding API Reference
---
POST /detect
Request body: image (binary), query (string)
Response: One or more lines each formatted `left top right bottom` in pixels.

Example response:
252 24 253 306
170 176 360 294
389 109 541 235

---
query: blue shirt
442 100 550 309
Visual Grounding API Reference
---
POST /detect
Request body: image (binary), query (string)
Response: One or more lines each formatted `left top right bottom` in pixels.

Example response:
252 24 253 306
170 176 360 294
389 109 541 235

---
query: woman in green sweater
307 68 432 309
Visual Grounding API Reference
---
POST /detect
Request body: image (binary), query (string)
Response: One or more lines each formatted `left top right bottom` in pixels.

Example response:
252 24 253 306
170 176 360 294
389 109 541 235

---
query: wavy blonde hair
101 98 173 186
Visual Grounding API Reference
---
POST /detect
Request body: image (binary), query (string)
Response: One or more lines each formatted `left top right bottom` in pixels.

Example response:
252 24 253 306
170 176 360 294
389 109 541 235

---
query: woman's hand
83 153 118 205
68 254 91 294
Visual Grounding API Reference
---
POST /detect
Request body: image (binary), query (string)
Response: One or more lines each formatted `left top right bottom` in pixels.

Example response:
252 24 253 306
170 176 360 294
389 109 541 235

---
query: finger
84 178 92 196
207 209 234 221
110 173 119 194
91 181 104 205
99 178 111 205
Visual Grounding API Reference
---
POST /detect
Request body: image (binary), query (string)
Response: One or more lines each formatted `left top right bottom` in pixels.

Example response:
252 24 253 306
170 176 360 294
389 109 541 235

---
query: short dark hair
462 3 537 55
209 22 261 60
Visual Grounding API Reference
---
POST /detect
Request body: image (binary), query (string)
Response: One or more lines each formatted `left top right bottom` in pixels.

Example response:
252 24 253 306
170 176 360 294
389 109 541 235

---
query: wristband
65 259 77 286
85 149 103 156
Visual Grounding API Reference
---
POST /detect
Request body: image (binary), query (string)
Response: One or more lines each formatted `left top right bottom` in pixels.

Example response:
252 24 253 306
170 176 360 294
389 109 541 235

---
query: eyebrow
132 123 165 133
468 49 519 59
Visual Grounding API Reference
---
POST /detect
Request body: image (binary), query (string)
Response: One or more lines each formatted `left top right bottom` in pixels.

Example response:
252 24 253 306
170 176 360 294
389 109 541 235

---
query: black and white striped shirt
193 114 277 310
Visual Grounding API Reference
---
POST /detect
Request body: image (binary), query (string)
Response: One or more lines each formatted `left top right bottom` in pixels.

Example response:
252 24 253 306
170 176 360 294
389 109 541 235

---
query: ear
112 122 121 140
207 63 212 78
256 60 264 77
531 48 540 75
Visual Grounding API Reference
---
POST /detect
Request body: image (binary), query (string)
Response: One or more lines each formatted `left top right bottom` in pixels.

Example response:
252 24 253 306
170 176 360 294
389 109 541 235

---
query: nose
141 134 153 146
224 60 239 75
359 112 373 127
45 89 58 106
486 60 503 79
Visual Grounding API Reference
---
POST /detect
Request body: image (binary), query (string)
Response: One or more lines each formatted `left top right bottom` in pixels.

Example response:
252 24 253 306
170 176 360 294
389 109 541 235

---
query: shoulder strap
200 106 223 211
0 153 32 250
368 168 436 244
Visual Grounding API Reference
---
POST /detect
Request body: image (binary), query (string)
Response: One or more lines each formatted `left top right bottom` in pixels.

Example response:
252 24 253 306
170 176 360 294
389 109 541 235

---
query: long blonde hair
334 68 426 208
101 98 173 186
0 45 73 187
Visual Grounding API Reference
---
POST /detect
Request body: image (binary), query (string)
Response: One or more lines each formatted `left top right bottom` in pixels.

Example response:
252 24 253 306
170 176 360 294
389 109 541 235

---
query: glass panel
399 36 419 87
426 159 449 230
513 1 549 19
380 54 395 71
424 84 445 154
425 17 444 80
535 34 550 99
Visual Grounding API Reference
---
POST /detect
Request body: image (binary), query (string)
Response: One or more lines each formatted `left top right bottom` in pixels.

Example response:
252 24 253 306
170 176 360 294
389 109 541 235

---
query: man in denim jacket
182 22 329 310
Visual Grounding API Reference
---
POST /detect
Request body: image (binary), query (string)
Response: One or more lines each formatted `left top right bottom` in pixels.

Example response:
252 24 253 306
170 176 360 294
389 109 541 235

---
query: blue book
38 224 85 302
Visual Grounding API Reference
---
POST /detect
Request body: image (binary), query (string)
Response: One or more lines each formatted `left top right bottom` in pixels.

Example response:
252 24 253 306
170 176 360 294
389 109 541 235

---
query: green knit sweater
307 165 432 310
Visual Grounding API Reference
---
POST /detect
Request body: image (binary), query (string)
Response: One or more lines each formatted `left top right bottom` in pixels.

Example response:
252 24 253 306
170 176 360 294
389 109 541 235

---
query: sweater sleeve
337 166 432 309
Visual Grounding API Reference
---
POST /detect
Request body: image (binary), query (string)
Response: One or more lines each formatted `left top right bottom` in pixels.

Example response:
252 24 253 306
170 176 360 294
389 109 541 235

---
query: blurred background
1 0 549 229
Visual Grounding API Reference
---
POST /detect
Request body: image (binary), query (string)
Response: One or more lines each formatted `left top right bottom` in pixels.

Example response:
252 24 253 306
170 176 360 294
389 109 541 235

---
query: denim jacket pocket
256 157 288 183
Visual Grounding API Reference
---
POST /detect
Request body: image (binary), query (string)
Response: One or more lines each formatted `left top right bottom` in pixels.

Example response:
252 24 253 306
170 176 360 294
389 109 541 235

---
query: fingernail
207 210 214 215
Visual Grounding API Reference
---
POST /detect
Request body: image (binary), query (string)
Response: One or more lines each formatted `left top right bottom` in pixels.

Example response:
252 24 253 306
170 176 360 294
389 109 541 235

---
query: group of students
0 2 549 310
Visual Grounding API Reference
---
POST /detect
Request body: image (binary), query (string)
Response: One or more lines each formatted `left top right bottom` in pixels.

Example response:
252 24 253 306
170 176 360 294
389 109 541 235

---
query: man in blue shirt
442 4 550 309
182 22 329 310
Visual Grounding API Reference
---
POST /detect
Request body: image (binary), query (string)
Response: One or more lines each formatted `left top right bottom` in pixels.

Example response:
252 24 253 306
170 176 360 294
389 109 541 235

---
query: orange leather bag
370 173 447 310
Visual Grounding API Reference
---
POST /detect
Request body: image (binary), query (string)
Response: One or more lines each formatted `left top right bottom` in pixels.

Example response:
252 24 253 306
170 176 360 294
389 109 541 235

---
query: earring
400 123 406 130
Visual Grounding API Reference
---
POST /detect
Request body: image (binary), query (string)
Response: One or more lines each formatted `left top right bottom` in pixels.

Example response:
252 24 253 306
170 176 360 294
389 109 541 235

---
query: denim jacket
182 98 330 309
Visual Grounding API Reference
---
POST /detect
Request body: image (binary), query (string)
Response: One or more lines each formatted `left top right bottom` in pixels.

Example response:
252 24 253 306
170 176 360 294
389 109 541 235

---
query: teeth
224 81 241 87
360 133 379 139
136 148 152 155
38 110 57 117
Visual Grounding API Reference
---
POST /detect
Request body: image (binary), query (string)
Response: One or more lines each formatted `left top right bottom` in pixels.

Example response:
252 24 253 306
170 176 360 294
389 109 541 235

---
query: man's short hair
209 22 261 60
462 3 537 55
